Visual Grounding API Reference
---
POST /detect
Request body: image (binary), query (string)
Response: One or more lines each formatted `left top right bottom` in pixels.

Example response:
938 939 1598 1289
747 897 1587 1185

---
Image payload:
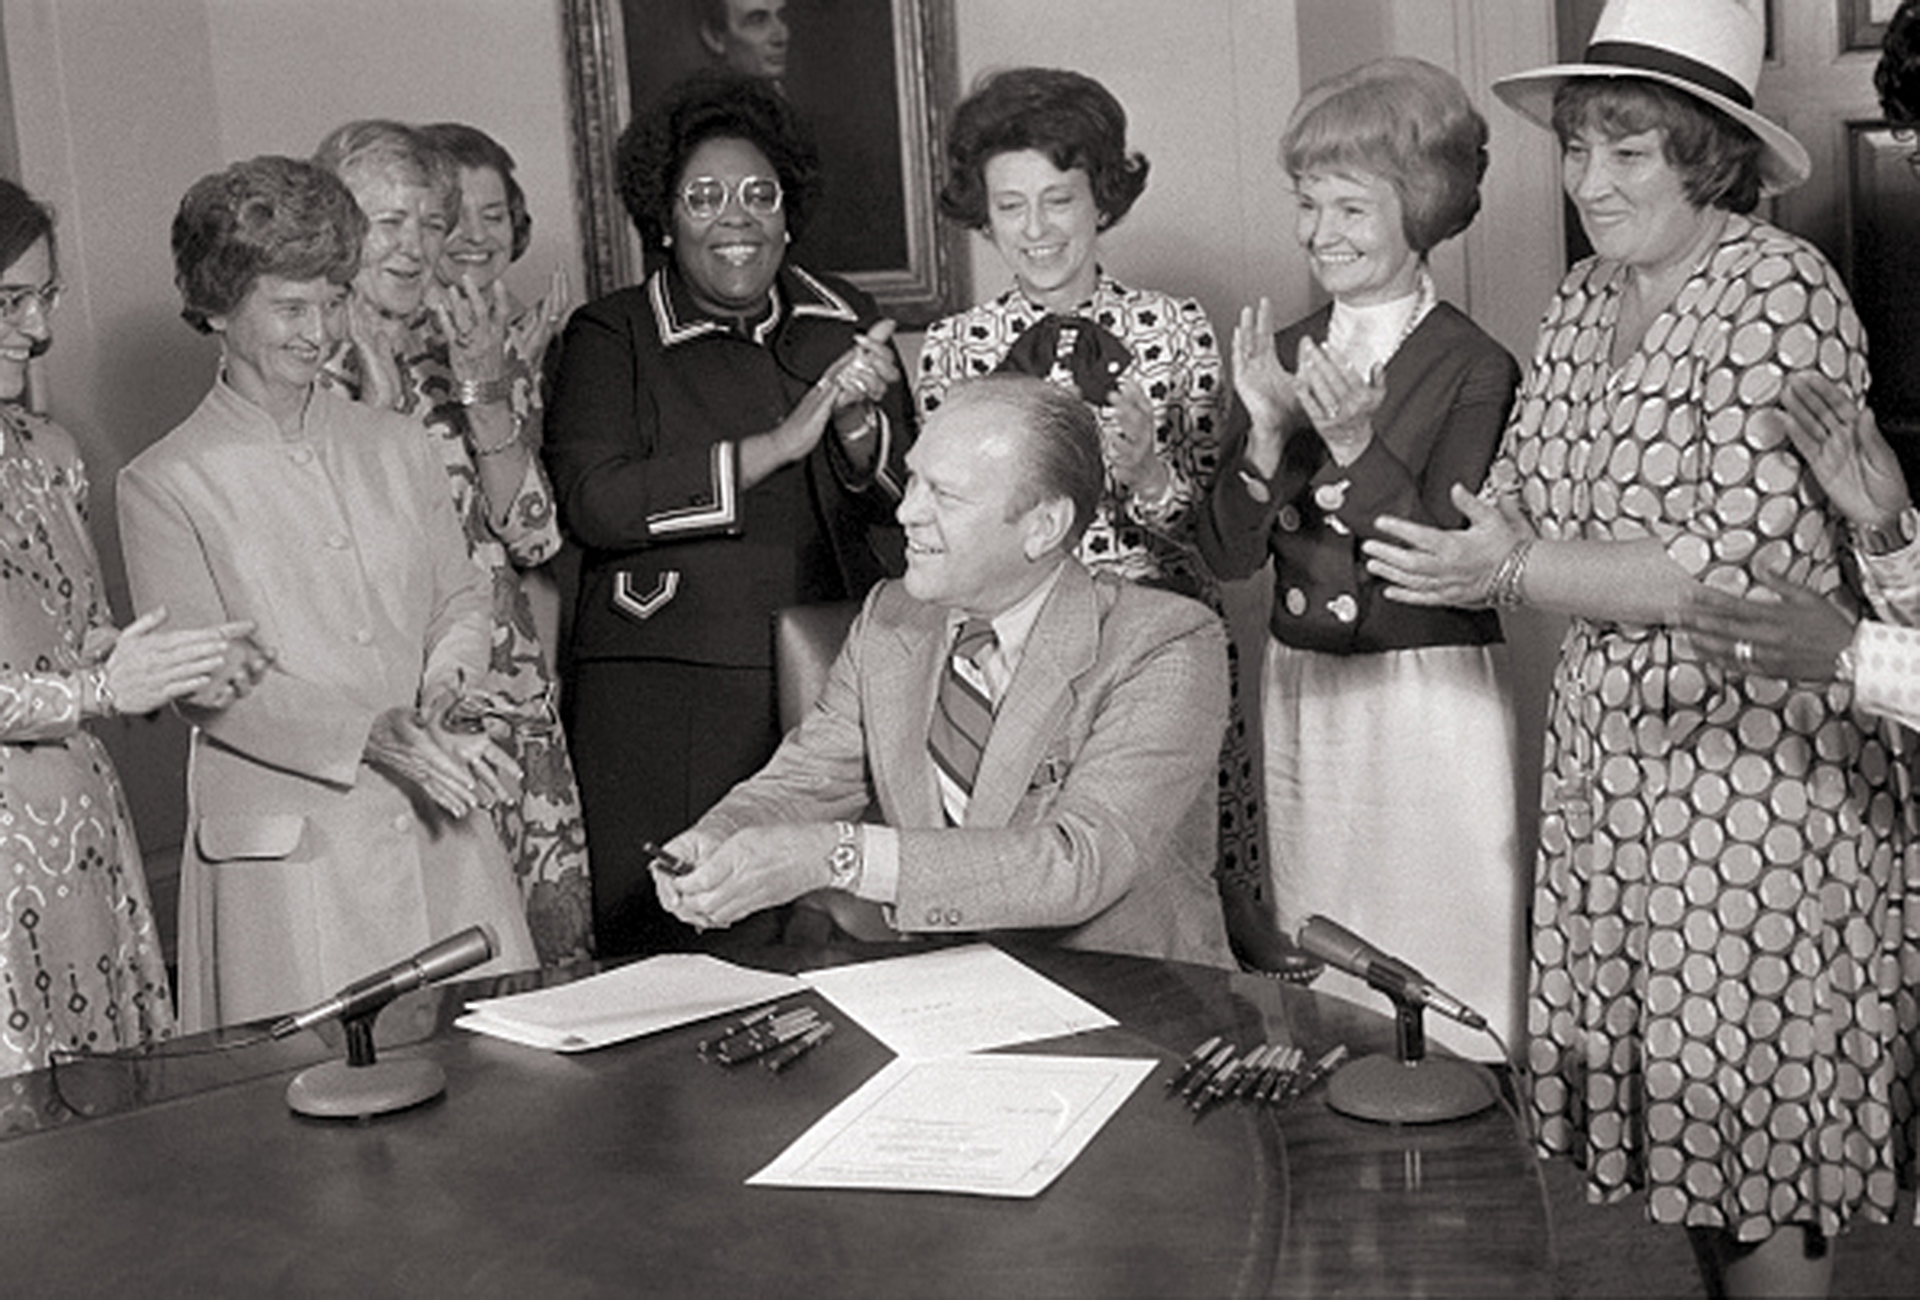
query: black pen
711 1009 820 1066
1260 1046 1303 1104
1190 1048 1254 1116
714 1006 817 1059
764 1020 834 1073
1236 1045 1282 1101
1178 1041 1237 1102
697 1004 782 1057
1164 1035 1223 1092
1282 1044 1350 1105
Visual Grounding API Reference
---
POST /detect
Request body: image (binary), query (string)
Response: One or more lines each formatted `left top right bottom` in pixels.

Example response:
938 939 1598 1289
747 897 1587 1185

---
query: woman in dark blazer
544 71 911 957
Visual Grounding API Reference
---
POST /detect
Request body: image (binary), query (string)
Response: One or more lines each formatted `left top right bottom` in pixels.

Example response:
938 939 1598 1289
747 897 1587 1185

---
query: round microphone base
286 1058 447 1119
1324 1052 1497 1125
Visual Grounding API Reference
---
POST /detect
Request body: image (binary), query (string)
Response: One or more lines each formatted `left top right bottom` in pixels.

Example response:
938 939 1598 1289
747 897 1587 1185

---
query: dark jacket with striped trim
545 263 911 669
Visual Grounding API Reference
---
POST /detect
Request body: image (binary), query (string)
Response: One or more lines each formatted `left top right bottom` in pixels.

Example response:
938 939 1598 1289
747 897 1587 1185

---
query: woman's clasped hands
745 319 898 485
1231 297 1386 472
365 686 522 820
822 318 900 433
429 274 512 387
504 265 576 369
96 608 271 715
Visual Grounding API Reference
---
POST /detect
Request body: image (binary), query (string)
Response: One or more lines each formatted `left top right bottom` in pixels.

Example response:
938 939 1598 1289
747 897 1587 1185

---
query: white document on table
747 1053 1155 1198
455 954 806 1052
800 943 1115 1057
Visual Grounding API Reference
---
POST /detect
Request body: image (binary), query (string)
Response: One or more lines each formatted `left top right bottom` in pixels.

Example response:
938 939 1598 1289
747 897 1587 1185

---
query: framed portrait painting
561 0 967 327
1840 0 1899 53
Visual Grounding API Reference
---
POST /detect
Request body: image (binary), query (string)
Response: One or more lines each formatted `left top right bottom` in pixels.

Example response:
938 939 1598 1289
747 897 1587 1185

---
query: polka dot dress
1491 215 1915 1240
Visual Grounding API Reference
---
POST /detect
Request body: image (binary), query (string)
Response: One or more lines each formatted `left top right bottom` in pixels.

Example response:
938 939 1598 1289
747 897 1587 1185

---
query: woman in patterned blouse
917 67 1308 977
314 120 593 966
0 180 261 1075
1364 1 1911 1293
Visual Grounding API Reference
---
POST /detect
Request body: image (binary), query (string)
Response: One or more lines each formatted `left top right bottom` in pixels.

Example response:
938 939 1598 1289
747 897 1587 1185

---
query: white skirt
1263 639 1525 1059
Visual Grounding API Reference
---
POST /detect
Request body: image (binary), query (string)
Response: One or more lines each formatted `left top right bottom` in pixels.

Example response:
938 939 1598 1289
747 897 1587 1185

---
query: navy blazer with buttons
1199 301 1518 654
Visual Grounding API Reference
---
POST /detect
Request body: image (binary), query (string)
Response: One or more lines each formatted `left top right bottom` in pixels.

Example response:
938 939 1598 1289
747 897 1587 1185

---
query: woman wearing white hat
1361 1 1909 1292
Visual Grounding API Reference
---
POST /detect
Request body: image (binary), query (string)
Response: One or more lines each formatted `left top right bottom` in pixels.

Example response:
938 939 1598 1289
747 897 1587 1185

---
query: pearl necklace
1326 266 1436 377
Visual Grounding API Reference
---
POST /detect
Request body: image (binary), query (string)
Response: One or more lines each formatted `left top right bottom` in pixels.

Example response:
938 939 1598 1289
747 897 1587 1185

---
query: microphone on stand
1297 915 1487 1030
271 925 497 1039
279 925 498 1120
1294 914 1497 1125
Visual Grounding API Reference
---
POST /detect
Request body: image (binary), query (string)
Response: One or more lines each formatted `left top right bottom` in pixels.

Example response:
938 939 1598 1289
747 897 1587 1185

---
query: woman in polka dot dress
1363 2 1913 1292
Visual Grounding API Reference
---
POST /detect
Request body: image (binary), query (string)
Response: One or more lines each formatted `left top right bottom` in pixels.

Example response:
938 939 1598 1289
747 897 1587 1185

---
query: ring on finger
1734 639 1755 669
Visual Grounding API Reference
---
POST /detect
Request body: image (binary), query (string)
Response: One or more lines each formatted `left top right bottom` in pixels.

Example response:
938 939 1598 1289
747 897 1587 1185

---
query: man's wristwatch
827 821 863 892
1854 508 1916 557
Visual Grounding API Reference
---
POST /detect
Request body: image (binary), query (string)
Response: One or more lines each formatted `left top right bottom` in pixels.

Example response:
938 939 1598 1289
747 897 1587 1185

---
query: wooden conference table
2 935 1550 1297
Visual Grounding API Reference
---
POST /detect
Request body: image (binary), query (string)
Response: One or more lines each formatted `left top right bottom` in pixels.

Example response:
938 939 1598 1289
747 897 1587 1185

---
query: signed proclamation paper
801 944 1115 1057
747 1054 1156 1197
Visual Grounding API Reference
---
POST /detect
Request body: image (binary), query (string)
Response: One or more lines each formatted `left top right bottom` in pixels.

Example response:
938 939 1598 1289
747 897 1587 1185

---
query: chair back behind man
772 600 860 732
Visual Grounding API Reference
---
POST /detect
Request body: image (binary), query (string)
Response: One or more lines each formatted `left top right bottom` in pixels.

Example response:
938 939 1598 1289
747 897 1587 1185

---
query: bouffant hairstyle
616 69 821 250
171 156 367 334
1877 0 1920 129
1549 77 1764 215
939 67 1150 232
313 118 459 223
942 375 1104 550
421 121 532 262
1282 58 1489 255
0 178 56 280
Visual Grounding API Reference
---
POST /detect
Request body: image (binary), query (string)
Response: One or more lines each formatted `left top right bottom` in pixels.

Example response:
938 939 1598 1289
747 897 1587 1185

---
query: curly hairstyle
1877 0 1920 129
1549 77 1764 215
616 69 820 250
171 156 367 334
1283 58 1489 256
421 121 532 262
938 67 1149 232
0 178 56 281
313 119 459 223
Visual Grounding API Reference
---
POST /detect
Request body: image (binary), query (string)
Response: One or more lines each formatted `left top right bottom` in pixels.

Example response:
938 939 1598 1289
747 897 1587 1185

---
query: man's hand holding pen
655 823 841 931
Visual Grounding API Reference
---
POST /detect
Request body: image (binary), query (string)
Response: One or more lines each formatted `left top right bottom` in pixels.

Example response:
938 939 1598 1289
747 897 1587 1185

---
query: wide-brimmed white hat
1492 0 1810 195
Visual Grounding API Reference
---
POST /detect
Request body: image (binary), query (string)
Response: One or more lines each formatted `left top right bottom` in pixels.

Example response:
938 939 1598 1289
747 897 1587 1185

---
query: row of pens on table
687 1004 1349 1110
1166 1037 1350 1119
698 1003 836 1073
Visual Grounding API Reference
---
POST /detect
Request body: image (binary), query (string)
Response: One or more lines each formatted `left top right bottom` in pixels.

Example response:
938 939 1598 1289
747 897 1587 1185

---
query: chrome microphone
269 925 497 1039
1297 915 1488 1030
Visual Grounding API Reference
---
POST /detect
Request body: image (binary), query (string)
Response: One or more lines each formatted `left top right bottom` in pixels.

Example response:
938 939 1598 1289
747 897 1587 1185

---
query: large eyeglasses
678 175 783 222
0 280 60 324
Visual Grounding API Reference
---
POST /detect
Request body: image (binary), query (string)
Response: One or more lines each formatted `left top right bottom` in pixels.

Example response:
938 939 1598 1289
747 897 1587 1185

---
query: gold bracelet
1485 538 1536 609
453 376 511 407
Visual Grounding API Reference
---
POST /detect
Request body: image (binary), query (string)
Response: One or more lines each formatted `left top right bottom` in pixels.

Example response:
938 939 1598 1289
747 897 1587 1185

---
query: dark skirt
564 658 782 958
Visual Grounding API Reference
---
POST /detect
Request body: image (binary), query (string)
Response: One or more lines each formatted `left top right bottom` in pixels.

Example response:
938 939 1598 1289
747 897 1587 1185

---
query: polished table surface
2 935 1550 1297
